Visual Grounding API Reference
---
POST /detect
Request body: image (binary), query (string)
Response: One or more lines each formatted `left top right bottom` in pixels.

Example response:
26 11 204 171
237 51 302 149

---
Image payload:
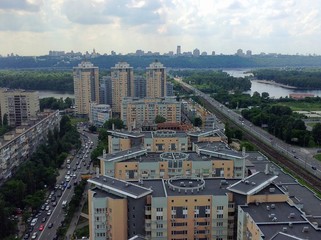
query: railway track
194 93 321 194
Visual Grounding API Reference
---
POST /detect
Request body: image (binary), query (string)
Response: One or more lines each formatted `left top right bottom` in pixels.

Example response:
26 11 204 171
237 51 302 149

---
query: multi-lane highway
175 77 321 178
24 127 97 240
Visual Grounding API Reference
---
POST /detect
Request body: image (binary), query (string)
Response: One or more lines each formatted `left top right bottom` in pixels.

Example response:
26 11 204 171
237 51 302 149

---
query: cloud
0 0 41 12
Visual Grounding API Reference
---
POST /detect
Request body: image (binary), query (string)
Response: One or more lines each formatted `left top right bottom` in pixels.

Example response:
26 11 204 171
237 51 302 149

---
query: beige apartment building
73 61 99 117
121 97 181 128
111 62 134 114
146 61 166 98
0 88 40 126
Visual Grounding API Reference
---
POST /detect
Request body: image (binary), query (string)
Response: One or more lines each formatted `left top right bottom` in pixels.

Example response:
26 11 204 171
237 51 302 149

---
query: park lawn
274 102 321 111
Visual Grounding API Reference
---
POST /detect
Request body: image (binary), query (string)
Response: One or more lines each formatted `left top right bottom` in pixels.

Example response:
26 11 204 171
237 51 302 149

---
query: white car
47 210 52 215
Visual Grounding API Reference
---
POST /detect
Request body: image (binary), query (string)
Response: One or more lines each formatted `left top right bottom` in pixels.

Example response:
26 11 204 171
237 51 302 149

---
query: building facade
0 110 60 180
89 104 112 127
99 76 112 106
73 61 100 117
0 88 40 127
146 61 166 98
121 97 181 128
111 62 134 114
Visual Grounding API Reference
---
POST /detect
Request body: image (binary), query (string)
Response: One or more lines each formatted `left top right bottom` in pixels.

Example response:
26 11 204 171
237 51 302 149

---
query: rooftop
228 172 279 195
88 175 152 199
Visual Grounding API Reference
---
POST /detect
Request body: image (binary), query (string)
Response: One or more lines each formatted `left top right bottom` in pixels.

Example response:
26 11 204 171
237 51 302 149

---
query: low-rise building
89 104 112 127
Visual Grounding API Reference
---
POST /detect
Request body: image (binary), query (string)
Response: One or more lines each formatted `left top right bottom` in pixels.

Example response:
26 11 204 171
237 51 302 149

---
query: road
26 128 97 240
175 77 321 178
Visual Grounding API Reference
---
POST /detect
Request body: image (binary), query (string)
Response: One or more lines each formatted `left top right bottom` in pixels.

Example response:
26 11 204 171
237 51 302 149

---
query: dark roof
88 176 152 199
228 172 279 195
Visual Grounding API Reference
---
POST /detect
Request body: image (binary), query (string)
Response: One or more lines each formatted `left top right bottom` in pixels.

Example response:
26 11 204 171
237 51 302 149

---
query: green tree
155 115 166 124
88 125 97 133
312 123 321 145
193 117 203 127
103 118 124 130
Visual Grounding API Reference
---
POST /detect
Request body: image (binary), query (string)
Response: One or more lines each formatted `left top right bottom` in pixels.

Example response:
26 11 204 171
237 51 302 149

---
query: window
157 207 163 212
217 214 223 219
156 216 163 220
217 206 224 210
156 232 163 237
157 223 163 228
217 222 223 227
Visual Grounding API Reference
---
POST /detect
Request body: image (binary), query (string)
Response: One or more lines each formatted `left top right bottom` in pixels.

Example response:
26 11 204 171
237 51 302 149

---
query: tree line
0 116 81 239
170 70 251 93
252 68 321 89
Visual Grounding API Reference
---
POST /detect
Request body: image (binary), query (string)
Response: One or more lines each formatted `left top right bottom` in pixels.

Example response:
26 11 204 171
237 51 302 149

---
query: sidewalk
65 185 89 240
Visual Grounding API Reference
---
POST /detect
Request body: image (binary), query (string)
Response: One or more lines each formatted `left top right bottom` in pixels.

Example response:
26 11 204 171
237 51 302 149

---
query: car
39 224 44 231
312 166 317 170
54 184 59 190
45 199 50 205
294 155 298 159
67 170 71 175
30 218 38 226
73 173 77 178
67 184 72 189
67 164 71 169
31 232 37 239
48 222 54 229
52 201 57 206
51 196 56 202
76 161 79 165
23 233 30 240
27 217 32 223
27 226 34 234
42 217 46 222
45 205 50 211
77 165 81 169
47 210 52 215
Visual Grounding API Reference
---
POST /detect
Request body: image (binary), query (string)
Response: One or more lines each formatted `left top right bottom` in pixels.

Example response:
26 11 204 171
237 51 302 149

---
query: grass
307 122 318 127
70 117 87 126
314 154 321 162
274 102 321 111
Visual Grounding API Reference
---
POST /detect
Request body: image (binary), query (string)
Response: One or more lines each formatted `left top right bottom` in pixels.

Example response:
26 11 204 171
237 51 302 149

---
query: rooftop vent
125 182 129 187
272 217 278 222
302 226 309 233
282 227 287 233
251 182 256 186
266 206 270 211
271 204 275 209
245 180 250 185
289 222 293 228
288 213 295 218
103 178 107 182
269 188 275 193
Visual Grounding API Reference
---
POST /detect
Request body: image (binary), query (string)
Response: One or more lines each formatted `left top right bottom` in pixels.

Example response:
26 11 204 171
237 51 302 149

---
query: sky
1 0 321 56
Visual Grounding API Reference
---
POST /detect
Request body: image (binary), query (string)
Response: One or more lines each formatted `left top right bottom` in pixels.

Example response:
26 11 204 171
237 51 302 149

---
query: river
37 69 321 100
38 90 74 99
224 69 321 99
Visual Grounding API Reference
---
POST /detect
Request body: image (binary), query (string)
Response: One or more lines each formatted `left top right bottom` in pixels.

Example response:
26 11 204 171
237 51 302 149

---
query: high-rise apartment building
99 76 112 106
146 61 166 98
73 61 99 117
0 88 40 126
111 62 134 114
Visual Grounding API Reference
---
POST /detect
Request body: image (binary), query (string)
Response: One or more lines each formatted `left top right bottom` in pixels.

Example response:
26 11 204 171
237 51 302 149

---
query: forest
0 70 73 92
0 116 81 239
252 68 321 89
170 70 252 93
3 54 321 70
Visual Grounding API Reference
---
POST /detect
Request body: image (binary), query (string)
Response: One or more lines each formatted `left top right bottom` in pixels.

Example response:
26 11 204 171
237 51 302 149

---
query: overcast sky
1 0 321 56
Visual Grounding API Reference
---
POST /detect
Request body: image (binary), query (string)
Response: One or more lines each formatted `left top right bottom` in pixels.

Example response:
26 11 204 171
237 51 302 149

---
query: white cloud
1 0 321 56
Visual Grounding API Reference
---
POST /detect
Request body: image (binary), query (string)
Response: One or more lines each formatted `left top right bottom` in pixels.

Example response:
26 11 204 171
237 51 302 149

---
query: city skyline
1 0 321 56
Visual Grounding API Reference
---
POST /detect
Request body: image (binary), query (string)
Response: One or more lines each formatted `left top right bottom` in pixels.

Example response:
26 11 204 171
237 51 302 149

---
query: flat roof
260 223 321 240
92 187 123 199
88 176 152 199
228 172 279 195
107 130 144 138
241 202 306 224
196 142 245 159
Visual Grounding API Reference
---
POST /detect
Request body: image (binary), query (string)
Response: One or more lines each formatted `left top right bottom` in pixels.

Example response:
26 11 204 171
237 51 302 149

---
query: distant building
212 51 216 56
89 104 112 127
0 88 40 127
236 49 244 56
48 50 65 56
176 45 181 55
121 97 181 129
201 51 207 56
193 48 200 57
246 50 252 57
289 93 315 99
111 62 134 114
146 61 166 98
73 61 100 117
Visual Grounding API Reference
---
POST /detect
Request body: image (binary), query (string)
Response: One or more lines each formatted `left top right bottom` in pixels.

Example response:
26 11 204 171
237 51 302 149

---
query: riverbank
252 80 297 89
